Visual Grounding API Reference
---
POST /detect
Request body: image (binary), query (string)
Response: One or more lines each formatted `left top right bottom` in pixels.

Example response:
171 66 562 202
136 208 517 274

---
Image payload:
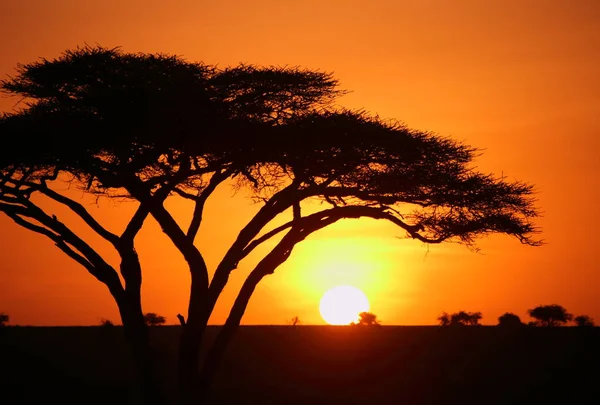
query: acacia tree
438 311 483 326
144 313 166 326
437 312 451 327
355 312 381 326
527 305 572 327
0 46 540 404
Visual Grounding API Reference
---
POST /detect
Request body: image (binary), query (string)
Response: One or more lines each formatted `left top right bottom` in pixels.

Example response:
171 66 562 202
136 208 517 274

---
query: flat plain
2 325 598 404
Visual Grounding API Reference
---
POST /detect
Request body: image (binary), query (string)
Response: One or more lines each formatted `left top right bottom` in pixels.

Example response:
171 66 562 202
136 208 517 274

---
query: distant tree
527 305 572 327
448 311 482 326
0 46 541 404
144 313 166 327
0 312 8 327
356 312 381 326
99 318 114 327
289 316 300 326
437 312 451 327
497 312 524 327
573 315 595 327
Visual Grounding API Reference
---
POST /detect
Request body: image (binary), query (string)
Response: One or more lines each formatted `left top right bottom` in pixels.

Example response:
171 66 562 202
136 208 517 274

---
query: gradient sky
1 0 599 326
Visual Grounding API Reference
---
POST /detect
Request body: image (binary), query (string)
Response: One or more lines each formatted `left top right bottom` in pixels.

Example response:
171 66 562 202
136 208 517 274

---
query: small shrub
498 312 524 327
574 315 594 327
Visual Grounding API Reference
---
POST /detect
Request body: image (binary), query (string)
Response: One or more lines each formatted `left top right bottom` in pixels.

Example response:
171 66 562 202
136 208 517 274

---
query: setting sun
319 285 370 325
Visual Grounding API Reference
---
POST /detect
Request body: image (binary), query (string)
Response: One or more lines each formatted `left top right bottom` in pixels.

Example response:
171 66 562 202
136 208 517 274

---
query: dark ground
1 325 599 404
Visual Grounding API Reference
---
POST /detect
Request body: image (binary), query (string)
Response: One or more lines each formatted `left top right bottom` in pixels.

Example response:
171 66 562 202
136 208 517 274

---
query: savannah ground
2 325 598 404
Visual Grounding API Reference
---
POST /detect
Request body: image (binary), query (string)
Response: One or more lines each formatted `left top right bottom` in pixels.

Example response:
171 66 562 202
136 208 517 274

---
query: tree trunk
178 322 206 404
178 274 210 405
117 294 166 405
195 270 265 404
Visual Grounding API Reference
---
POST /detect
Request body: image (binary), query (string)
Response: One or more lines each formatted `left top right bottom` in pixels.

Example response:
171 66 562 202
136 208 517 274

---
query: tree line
437 305 595 327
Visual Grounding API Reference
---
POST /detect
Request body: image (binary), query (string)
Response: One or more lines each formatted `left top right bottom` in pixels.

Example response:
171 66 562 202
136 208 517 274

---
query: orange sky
1 0 599 326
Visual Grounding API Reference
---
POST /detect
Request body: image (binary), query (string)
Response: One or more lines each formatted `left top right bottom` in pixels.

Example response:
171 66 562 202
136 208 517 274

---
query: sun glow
319 285 370 325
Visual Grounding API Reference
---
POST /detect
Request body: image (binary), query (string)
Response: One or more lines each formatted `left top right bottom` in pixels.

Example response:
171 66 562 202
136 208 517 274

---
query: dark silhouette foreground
1 326 598 405
0 46 541 404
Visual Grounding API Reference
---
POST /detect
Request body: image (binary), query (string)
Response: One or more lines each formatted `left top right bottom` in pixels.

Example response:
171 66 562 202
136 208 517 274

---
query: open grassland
2 326 599 404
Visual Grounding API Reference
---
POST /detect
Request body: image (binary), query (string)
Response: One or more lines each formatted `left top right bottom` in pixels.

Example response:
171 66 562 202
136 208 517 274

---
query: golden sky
1 0 599 326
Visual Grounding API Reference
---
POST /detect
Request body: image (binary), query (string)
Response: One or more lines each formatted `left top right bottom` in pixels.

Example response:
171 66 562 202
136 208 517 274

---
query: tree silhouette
0 46 541 404
437 312 451 326
497 312 524 327
527 305 572 327
355 312 381 326
289 316 300 326
0 312 8 327
439 311 482 326
573 315 595 327
143 313 166 326
451 311 482 326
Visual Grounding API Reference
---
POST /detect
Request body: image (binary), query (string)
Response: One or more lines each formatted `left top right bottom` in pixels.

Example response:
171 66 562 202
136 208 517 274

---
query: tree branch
32 182 120 246
0 201 124 289
187 170 230 242
120 203 151 244
239 221 295 261
197 203 444 388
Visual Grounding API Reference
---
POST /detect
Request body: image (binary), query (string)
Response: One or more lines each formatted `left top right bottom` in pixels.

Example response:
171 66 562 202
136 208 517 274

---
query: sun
319 285 370 325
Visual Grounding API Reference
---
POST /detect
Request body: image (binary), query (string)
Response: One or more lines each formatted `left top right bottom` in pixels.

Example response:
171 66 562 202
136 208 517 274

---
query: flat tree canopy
0 46 541 404
528 305 572 327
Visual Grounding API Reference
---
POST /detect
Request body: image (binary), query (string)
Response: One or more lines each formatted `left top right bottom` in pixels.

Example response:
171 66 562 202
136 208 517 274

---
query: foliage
0 312 8 326
289 316 300 326
438 311 482 326
353 312 381 326
451 311 482 326
0 45 542 402
497 312 524 327
527 305 572 327
143 312 166 326
437 312 451 327
573 315 595 327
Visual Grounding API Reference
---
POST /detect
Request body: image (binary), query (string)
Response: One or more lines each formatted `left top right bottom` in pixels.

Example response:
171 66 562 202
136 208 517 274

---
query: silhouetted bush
351 312 381 326
574 315 595 327
144 313 166 326
438 311 482 326
99 319 114 327
497 312 524 327
437 312 451 326
289 316 300 326
0 312 8 326
527 304 572 327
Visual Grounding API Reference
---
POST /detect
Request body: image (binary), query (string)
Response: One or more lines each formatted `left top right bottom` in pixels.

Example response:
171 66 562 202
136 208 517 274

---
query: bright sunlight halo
319 285 370 325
